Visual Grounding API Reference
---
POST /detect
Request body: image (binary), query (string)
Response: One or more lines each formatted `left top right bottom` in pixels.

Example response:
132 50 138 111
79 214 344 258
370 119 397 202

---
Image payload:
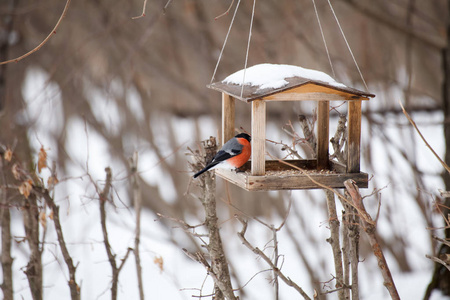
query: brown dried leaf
48 209 54 220
11 163 21 180
39 211 47 229
47 175 59 189
19 180 33 199
4 148 13 162
38 146 48 173
153 256 164 273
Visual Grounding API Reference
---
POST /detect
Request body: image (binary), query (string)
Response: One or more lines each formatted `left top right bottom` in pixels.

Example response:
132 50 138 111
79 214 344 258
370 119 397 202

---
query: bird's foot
234 167 245 174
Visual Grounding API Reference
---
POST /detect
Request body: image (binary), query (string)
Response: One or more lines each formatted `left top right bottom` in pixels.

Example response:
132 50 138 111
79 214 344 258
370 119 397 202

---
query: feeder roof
207 63 375 102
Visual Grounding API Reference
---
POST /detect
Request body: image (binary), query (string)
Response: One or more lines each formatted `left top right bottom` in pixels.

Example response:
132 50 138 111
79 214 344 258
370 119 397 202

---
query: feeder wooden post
317 101 330 170
251 100 266 175
347 100 362 173
222 93 235 146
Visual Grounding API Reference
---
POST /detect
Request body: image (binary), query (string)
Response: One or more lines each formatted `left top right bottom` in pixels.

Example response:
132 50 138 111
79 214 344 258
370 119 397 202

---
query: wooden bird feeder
207 64 375 191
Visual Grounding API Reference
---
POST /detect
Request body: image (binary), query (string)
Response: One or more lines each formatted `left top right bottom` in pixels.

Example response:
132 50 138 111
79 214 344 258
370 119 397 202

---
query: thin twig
399 100 450 173
0 0 72 65
163 0 173 13
132 0 148 19
156 213 208 241
271 224 279 300
236 217 312 300
425 255 450 272
431 235 450 247
129 153 145 300
215 0 235 20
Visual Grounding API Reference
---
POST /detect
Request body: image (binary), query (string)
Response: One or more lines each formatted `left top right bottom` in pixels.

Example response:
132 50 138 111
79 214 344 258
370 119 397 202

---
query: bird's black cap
235 133 251 142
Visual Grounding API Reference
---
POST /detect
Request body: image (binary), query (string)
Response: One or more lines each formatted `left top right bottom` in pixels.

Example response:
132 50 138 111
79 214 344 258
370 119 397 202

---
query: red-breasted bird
193 133 251 178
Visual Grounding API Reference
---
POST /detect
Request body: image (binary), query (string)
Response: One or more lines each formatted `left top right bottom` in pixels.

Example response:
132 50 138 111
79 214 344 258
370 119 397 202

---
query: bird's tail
193 162 219 178
193 168 209 178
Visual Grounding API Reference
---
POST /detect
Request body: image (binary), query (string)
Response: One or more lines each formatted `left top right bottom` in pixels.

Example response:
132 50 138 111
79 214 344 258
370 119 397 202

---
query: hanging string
327 0 369 91
210 0 242 84
311 0 335 79
240 0 256 98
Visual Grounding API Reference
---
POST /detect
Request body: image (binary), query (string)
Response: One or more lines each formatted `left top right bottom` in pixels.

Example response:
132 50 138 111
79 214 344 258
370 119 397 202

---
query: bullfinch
193 133 251 178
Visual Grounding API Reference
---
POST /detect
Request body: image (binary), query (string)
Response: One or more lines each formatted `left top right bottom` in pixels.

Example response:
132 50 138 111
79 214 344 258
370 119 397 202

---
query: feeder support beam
251 100 266 175
317 101 330 170
222 93 235 146
347 100 362 173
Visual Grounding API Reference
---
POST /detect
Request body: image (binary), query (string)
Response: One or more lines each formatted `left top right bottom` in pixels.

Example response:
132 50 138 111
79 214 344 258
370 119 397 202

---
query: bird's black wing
209 148 241 164
209 137 244 164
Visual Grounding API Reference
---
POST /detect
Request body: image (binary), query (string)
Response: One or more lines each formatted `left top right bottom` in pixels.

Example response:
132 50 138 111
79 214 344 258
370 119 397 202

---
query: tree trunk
425 2 450 297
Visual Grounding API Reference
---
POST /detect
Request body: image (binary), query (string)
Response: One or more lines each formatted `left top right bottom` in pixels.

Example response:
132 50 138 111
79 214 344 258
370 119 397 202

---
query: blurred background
1 0 449 299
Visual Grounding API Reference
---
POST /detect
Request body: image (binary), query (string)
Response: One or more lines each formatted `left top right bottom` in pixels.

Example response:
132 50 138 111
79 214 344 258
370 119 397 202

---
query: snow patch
223 63 347 90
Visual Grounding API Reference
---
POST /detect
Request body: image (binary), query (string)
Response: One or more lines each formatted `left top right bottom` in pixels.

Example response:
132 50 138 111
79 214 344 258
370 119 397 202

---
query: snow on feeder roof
207 63 374 191
208 63 374 102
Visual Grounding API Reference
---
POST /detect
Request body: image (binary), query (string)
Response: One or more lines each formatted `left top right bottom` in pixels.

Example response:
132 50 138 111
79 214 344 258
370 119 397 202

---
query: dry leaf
48 175 59 189
4 148 13 162
19 180 33 199
11 163 21 180
39 211 47 229
153 256 164 273
48 209 54 220
38 146 47 173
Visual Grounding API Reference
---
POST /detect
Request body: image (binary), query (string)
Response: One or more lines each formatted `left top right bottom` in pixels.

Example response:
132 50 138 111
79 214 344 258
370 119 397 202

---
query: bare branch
341 195 360 300
132 0 148 19
431 235 450 248
129 153 145 300
439 189 450 198
215 0 235 20
399 100 450 174
298 115 317 156
324 190 345 299
425 255 450 272
236 217 312 300
344 179 400 300
98 167 122 300
22 194 43 300
0 0 72 65
33 187 80 300
330 114 347 163
191 137 236 300
156 213 208 240
0 158 13 300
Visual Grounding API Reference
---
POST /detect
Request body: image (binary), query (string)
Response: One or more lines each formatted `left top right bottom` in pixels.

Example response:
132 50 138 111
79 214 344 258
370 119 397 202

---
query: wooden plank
251 100 266 175
215 167 369 191
347 100 362 173
222 93 235 145
245 172 369 191
317 101 330 170
261 84 370 102
215 169 248 190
